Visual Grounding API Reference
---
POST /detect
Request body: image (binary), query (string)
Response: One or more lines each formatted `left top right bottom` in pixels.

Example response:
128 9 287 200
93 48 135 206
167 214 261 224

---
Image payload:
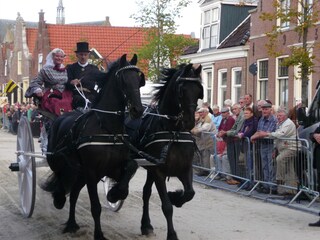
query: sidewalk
194 173 320 216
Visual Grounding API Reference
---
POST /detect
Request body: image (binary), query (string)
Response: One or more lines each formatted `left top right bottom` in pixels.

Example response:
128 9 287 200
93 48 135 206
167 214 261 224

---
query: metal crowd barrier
192 132 319 211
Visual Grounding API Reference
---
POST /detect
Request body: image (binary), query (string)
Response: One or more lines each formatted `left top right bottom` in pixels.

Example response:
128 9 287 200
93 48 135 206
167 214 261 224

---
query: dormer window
202 7 219 49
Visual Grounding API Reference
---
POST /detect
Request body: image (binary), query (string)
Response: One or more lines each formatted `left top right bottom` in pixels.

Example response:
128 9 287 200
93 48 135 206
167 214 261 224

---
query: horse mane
91 58 124 106
153 64 188 103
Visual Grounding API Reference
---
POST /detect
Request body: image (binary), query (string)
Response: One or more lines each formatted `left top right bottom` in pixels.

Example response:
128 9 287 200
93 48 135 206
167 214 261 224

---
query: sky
0 0 201 37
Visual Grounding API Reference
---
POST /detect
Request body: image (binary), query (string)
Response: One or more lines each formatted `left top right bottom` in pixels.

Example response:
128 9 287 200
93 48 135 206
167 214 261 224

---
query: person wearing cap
258 108 298 195
251 102 277 194
191 107 217 176
67 42 100 110
217 107 237 184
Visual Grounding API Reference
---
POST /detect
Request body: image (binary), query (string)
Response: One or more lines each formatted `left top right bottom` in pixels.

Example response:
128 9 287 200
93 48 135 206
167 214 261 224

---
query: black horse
137 64 203 240
42 54 145 240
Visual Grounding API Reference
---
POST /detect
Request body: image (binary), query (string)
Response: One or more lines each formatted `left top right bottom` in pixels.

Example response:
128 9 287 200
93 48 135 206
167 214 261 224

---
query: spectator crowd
191 94 307 196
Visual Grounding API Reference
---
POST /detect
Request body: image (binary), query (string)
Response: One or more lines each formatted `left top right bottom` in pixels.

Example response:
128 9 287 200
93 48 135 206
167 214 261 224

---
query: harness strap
76 134 129 149
143 131 195 148
120 137 163 165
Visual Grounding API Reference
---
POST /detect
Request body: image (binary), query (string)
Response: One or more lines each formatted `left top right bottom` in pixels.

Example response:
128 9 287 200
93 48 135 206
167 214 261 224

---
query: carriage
8 57 203 240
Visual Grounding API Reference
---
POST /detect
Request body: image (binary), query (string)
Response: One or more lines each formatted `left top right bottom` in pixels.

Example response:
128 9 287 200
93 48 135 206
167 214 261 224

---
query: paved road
0 129 319 240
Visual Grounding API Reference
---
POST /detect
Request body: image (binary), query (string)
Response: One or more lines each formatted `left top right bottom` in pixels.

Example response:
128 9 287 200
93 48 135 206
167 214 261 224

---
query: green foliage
131 0 195 82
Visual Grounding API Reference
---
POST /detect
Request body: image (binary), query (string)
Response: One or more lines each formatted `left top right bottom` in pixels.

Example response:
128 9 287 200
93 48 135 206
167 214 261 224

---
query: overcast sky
0 0 201 37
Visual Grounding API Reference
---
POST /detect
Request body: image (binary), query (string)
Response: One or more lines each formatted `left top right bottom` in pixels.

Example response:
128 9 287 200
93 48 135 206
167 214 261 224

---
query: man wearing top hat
67 42 100 110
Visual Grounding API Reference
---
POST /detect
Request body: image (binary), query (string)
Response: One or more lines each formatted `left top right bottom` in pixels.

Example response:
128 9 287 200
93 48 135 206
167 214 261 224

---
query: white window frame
276 56 289 108
277 0 291 29
4 59 8 76
38 53 43 72
210 24 219 48
297 0 313 25
201 7 220 50
17 51 22 75
257 59 269 100
205 70 213 106
231 67 242 104
218 69 227 108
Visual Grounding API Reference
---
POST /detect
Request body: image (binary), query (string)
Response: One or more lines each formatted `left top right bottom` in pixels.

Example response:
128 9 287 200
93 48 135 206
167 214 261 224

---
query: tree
260 0 319 107
131 0 197 81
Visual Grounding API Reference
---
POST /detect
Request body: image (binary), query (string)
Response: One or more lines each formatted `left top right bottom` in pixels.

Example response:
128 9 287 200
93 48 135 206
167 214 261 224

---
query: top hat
75 42 90 53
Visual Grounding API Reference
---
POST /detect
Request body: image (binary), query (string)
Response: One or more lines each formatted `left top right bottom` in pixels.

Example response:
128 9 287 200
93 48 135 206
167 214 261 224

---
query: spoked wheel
102 177 124 212
16 116 36 218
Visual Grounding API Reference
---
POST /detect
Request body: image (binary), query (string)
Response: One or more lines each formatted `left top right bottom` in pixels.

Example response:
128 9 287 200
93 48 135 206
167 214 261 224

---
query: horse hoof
63 222 80 233
53 194 66 209
141 227 154 236
168 190 184 207
107 185 128 203
309 220 320 227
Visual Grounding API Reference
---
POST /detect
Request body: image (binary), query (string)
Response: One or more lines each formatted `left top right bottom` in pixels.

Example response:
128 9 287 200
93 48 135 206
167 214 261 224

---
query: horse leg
86 176 106 240
107 159 138 203
63 177 85 233
141 171 155 236
154 174 178 240
169 168 195 208
51 173 67 210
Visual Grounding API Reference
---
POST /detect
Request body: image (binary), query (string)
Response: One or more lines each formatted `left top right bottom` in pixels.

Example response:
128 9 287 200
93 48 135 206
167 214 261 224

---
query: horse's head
175 64 203 130
155 64 203 130
114 54 145 119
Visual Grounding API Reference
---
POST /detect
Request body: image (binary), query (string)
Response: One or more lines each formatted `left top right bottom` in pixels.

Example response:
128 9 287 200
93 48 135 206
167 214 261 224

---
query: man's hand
70 79 81 86
314 133 320 144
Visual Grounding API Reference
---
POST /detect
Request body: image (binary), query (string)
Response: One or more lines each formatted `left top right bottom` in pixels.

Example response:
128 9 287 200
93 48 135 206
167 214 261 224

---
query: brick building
183 0 320 109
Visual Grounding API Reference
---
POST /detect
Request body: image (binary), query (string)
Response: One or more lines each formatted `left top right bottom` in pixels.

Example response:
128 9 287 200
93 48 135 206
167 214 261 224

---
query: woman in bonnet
26 48 73 116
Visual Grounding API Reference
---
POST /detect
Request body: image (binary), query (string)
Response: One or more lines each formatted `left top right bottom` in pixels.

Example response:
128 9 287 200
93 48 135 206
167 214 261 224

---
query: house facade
249 0 320 108
181 0 257 108
183 0 320 109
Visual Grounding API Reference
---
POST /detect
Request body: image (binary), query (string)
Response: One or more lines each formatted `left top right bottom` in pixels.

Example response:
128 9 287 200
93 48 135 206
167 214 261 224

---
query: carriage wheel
16 116 36 218
102 177 124 212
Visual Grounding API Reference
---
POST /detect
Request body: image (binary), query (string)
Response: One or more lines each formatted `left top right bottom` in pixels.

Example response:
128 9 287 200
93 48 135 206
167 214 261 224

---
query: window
38 53 43 72
258 60 268 100
279 0 290 28
204 10 211 25
202 7 219 49
210 25 218 48
4 60 7 76
206 71 212 105
17 51 22 75
218 70 227 107
212 8 219 22
232 68 242 103
203 26 210 49
277 57 289 108
297 0 313 24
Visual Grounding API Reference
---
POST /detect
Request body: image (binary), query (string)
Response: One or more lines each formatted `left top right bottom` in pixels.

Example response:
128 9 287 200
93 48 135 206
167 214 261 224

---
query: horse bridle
171 75 202 124
91 64 144 116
